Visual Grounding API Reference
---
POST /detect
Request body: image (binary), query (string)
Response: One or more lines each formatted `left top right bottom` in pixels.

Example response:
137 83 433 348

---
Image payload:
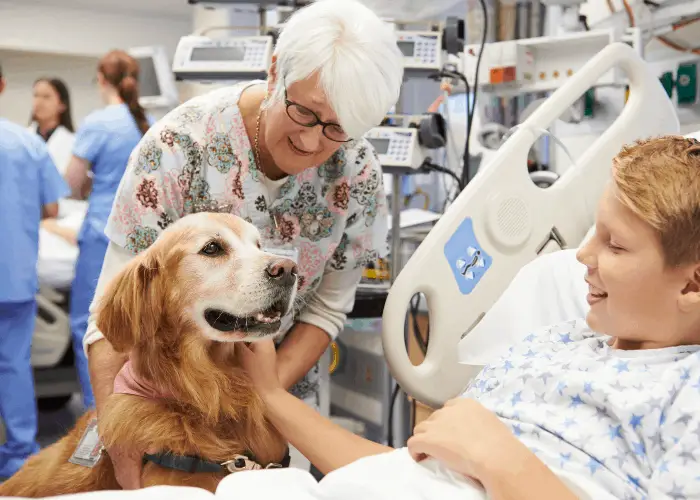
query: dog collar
143 449 291 474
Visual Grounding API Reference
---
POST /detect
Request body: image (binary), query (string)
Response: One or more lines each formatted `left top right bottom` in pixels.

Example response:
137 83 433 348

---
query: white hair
270 0 404 139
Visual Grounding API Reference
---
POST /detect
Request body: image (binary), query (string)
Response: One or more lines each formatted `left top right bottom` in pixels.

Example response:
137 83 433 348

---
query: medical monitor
127 45 179 109
395 31 443 77
172 35 273 82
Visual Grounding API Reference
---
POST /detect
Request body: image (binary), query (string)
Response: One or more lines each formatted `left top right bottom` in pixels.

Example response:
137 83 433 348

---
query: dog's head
95 213 297 420
97 212 297 353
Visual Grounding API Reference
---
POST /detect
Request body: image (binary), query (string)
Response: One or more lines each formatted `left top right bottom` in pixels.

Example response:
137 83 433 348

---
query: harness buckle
222 455 262 472
221 455 285 473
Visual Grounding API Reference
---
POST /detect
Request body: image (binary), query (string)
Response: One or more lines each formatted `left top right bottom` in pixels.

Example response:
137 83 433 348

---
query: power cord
386 293 430 447
429 68 470 193
410 294 429 356
409 294 429 434
420 158 465 192
386 383 401 446
464 0 488 187
428 0 487 197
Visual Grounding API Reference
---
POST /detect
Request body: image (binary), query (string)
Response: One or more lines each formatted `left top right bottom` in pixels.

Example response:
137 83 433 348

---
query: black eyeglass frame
283 88 351 143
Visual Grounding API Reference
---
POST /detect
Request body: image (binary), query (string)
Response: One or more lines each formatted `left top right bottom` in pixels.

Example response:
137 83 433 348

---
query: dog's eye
256 240 262 250
200 241 224 257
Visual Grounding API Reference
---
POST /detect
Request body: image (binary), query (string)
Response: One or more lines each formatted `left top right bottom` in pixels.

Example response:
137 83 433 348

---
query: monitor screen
190 46 246 62
136 56 161 98
367 138 390 155
397 41 415 57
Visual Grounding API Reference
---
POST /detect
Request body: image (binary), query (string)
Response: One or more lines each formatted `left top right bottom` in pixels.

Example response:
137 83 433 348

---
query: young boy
234 136 700 499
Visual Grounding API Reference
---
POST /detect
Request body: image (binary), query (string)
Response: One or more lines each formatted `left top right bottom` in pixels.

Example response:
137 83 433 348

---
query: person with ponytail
64 49 153 410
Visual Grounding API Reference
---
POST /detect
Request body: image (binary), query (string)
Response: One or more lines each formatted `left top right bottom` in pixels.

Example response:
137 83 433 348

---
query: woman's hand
407 397 520 481
236 339 283 398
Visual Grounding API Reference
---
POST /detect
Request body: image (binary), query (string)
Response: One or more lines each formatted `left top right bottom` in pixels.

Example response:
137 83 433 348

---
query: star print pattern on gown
464 319 700 499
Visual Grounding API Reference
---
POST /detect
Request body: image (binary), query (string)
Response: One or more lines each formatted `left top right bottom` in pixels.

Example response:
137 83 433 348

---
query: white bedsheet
3 448 617 500
37 199 87 290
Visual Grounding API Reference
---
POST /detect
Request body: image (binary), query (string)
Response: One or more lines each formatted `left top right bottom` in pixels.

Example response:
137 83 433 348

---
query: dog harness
143 449 291 474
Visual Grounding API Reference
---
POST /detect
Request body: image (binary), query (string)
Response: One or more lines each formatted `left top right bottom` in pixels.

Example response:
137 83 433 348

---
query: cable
439 87 464 207
408 294 428 432
387 293 430 445
672 17 700 30
621 0 635 27
420 159 465 192
657 36 700 55
429 69 470 194
579 14 590 31
386 383 401 446
410 294 429 356
463 0 488 188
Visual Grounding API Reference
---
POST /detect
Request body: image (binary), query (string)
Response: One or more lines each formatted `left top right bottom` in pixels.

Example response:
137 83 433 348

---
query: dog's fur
0 213 298 497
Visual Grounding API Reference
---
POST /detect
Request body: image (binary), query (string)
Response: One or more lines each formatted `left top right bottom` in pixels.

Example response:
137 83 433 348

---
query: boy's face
576 183 699 348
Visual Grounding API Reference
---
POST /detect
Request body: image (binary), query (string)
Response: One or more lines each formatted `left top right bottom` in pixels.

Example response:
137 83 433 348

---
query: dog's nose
266 259 298 285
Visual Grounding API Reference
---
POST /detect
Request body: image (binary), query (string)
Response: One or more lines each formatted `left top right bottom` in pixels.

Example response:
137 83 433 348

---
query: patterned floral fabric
105 82 389 403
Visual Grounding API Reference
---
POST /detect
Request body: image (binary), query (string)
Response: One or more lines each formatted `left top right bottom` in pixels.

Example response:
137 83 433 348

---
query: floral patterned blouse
104 81 389 403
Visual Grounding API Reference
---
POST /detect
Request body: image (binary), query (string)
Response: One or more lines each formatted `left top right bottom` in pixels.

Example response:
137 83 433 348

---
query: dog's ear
95 248 165 353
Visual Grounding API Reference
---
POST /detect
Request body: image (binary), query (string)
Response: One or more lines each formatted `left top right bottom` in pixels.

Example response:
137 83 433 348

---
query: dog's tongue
255 310 282 324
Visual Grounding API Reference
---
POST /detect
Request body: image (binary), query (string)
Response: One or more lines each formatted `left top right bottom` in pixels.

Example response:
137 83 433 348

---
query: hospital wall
0 1 191 59
0 50 102 128
0 0 192 126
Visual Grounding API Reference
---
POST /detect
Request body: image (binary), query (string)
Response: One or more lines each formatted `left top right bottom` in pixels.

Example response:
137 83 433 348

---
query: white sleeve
297 268 362 340
82 241 136 356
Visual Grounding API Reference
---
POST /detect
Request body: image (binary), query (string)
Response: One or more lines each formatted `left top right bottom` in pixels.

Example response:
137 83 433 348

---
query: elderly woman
83 0 403 489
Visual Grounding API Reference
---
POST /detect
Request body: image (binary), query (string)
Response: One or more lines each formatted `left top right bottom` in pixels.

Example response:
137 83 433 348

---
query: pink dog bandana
113 361 170 400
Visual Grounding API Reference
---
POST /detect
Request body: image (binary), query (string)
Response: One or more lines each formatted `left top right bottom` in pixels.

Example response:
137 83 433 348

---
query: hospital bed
0 42 684 500
382 41 681 409
32 199 86 406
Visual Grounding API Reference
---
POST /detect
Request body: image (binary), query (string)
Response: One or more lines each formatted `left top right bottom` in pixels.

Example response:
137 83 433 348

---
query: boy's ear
95 249 164 353
679 267 700 312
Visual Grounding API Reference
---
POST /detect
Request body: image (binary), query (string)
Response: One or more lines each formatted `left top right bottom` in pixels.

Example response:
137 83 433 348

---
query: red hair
98 50 149 135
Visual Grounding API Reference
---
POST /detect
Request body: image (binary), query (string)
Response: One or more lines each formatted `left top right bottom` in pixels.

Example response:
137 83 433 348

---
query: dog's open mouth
204 303 286 333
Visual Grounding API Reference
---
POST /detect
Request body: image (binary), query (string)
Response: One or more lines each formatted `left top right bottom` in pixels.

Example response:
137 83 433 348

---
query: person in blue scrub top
63 50 152 409
0 64 70 479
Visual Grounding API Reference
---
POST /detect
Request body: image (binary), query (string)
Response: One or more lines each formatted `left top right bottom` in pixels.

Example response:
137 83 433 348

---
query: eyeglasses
284 89 350 143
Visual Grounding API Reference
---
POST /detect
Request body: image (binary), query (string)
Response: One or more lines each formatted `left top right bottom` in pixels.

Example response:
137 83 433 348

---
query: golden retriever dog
0 213 298 497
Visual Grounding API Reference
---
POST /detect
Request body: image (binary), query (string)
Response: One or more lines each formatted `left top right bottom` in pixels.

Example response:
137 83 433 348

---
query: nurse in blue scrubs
0 64 69 478
63 50 152 409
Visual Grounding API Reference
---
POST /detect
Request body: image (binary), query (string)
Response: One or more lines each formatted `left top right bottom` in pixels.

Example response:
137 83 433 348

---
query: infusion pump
364 127 424 174
172 35 273 82
395 31 443 75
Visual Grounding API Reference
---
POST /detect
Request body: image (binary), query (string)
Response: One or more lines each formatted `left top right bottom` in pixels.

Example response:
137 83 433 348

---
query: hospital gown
466 319 700 499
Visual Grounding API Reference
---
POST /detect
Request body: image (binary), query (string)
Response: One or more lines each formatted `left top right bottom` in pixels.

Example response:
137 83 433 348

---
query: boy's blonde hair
613 135 700 267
